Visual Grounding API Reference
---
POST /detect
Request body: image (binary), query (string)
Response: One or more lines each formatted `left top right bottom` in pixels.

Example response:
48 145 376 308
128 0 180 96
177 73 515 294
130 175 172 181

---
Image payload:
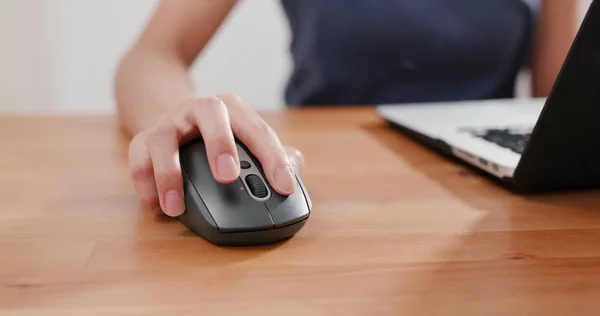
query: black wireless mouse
178 138 312 247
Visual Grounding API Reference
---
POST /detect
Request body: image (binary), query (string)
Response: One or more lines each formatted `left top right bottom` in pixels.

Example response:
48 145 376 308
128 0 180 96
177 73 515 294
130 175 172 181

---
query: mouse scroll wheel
245 174 268 198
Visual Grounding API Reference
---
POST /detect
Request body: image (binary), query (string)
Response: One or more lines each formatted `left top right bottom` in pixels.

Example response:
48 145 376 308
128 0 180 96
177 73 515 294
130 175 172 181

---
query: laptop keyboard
470 128 531 154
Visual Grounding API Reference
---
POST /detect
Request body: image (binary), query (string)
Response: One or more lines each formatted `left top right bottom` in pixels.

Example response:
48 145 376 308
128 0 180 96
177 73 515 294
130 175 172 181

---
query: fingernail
274 164 296 194
164 190 184 217
216 153 238 181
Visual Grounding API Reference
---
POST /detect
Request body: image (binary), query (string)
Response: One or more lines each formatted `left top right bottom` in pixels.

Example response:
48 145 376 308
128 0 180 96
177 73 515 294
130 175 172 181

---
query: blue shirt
280 0 538 106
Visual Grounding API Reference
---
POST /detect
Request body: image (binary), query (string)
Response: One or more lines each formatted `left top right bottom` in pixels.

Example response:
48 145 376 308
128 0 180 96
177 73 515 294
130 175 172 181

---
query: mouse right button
265 178 310 228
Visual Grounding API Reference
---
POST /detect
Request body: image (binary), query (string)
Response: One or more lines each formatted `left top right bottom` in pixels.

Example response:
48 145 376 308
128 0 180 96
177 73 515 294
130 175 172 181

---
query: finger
145 119 185 217
128 133 160 210
284 146 305 174
188 96 239 183
220 93 296 195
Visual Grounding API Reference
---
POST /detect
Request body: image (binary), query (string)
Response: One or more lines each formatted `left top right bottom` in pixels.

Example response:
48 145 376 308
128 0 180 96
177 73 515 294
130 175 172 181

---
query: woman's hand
127 93 305 217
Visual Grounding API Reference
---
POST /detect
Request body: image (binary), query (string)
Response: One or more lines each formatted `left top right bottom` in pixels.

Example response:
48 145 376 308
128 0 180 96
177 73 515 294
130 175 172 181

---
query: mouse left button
180 171 219 235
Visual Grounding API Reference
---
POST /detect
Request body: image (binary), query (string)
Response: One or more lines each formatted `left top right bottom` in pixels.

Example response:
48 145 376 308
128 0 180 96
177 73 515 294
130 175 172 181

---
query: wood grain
2 107 600 315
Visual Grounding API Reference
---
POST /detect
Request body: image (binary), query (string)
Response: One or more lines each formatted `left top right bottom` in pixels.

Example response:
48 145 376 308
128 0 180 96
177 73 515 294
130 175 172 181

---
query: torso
280 0 538 106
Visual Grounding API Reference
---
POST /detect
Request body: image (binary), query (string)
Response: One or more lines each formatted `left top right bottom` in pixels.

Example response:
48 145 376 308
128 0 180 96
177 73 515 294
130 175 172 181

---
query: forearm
114 47 195 137
531 0 577 97
114 0 237 138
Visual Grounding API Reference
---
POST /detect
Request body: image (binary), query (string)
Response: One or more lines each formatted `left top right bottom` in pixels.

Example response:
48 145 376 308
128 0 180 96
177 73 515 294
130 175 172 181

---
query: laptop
375 0 600 193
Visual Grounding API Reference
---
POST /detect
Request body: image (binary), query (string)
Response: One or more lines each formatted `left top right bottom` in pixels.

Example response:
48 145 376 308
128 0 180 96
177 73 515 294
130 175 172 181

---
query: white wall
0 0 593 113
0 0 290 113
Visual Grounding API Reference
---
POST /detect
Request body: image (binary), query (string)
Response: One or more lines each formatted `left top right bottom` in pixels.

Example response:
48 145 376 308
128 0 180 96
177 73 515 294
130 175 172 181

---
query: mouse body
178 138 312 246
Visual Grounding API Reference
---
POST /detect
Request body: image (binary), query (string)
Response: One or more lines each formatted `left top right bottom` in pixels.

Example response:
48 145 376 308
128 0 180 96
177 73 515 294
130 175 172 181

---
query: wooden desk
2 107 600 315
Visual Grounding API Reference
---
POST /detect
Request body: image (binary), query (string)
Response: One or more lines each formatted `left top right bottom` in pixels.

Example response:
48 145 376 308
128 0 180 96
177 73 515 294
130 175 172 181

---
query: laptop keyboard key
469 127 532 154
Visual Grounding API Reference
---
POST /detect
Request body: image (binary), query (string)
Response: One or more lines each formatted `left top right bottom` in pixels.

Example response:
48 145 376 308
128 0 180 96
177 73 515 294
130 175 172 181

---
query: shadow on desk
134 211 288 266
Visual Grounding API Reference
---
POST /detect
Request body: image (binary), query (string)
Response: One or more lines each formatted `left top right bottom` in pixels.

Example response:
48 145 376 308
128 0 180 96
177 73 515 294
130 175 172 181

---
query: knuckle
128 139 151 180
285 146 304 165
264 155 289 176
198 96 225 109
153 165 181 183
129 130 147 150
234 117 275 142
249 118 275 136
274 148 291 165
285 146 302 158
129 133 145 156
130 162 152 181
148 119 177 142
218 93 243 105
204 132 233 147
